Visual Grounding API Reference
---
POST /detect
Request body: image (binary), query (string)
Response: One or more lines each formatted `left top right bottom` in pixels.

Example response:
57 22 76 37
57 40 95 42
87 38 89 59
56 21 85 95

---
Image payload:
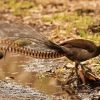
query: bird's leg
78 64 86 85
75 63 91 92
75 62 81 85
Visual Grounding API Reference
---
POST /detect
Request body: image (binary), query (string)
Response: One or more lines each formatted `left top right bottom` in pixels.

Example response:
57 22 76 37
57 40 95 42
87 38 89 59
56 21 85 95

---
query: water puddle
0 53 69 99
0 52 99 100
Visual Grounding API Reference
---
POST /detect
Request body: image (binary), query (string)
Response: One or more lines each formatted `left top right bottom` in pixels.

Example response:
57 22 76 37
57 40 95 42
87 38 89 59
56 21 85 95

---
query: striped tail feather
0 45 65 59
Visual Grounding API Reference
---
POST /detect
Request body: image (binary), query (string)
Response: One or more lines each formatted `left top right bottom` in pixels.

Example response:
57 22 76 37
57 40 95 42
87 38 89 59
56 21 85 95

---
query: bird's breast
65 48 94 62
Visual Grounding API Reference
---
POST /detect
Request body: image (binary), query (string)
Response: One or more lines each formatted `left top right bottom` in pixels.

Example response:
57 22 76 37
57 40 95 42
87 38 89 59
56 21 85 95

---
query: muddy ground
0 0 100 100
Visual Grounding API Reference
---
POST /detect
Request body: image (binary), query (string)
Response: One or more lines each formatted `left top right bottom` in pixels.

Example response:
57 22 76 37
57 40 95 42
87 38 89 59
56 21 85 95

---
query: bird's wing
59 39 97 53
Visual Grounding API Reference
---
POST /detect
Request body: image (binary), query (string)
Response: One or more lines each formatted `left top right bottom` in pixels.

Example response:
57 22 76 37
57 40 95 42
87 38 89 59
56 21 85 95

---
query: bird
0 37 100 85
0 21 100 85
58 39 100 84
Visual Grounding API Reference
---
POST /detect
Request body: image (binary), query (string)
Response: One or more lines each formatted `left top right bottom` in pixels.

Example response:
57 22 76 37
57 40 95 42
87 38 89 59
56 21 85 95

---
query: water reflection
0 53 66 99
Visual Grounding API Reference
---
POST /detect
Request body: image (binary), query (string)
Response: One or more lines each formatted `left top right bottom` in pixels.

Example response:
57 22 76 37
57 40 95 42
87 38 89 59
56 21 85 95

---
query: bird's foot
77 84 91 93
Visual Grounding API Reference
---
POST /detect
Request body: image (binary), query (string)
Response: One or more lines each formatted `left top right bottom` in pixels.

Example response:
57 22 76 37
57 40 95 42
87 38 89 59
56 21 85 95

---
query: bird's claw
77 84 91 93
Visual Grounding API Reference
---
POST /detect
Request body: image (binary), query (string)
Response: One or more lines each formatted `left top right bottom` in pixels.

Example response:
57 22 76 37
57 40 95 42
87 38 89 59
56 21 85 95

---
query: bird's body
0 21 99 62
59 39 100 62
0 38 99 62
58 39 100 85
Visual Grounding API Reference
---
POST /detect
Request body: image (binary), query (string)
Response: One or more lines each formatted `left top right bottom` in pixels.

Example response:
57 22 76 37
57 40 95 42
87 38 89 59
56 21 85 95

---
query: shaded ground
0 0 100 100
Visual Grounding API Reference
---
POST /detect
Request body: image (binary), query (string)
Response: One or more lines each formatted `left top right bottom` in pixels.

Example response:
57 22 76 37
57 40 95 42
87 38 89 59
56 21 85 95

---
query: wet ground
0 53 69 100
0 0 100 99
0 52 99 100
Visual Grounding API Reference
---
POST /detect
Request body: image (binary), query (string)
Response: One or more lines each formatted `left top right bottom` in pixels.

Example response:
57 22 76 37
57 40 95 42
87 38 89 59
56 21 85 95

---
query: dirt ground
0 0 100 100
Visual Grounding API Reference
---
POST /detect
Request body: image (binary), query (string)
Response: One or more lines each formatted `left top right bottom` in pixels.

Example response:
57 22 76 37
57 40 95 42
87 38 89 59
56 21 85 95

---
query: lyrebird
0 21 100 85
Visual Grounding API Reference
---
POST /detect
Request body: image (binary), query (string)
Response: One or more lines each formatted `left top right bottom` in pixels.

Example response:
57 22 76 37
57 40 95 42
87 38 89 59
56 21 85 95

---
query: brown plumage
58 39 100 84
0 21 100 85
59 39 100 62
0 38 100 84
42 38 100 84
